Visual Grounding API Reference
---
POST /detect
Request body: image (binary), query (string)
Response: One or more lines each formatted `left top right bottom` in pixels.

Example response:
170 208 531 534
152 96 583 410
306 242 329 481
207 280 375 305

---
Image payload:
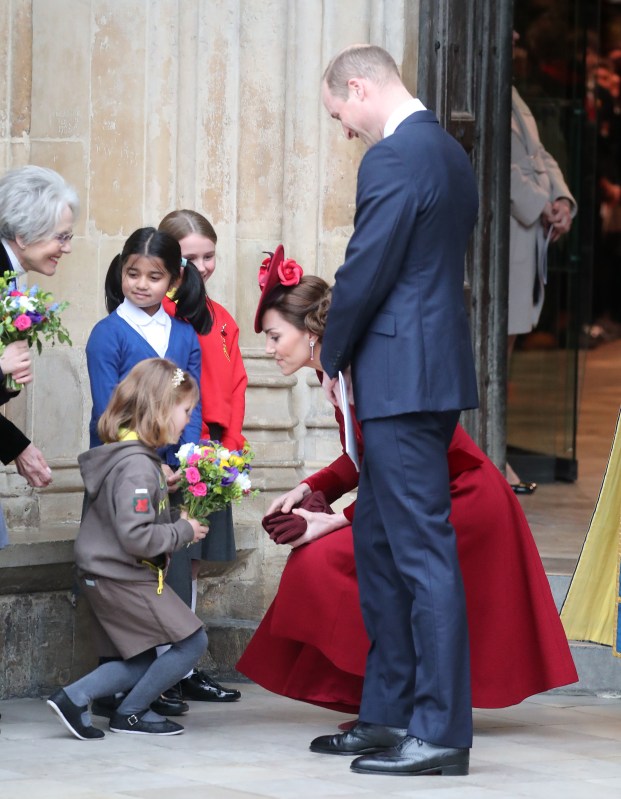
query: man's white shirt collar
384 98 427 138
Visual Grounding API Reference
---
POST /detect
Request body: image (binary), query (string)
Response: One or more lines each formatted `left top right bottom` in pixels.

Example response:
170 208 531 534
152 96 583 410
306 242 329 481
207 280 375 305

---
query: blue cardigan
86 311 202 466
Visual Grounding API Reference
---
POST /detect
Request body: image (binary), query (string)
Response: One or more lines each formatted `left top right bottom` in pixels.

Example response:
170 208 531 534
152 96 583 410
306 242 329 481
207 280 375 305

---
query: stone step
3 529 621 696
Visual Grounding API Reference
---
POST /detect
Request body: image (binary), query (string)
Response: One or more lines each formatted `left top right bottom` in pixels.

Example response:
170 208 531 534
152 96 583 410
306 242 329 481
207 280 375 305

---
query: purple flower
220 467 239 486
26 311 43 324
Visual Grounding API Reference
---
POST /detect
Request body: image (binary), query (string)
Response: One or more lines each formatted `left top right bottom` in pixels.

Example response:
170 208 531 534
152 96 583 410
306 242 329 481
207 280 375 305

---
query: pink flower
14 314 32 331
278 258 303 286
9 290 22 297
187 453 201 465
185 466 201 484
188 482 207 496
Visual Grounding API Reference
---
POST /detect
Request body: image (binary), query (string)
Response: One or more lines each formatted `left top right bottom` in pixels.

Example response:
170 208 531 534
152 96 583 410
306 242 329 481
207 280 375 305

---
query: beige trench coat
509 86 577 335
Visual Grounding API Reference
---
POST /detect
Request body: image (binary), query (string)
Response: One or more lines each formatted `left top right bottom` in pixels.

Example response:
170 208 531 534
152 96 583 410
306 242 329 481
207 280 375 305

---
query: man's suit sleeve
0 414 30 465
320 143 418 378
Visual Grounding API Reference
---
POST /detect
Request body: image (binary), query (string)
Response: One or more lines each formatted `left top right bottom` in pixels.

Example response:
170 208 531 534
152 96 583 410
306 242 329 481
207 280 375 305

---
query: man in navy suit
311 45 479 776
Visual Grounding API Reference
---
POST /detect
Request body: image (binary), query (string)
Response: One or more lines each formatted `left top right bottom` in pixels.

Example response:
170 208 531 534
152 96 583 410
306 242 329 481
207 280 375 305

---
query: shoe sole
109 726 184 736
350 763 469 776
47 699 104 741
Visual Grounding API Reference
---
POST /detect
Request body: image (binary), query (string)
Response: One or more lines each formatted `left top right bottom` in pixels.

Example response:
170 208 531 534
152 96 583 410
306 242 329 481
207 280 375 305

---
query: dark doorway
507 0 601 483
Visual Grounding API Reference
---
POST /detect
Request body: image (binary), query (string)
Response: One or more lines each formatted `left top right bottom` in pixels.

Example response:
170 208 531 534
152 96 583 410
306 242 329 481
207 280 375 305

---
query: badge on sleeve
133 488 150 514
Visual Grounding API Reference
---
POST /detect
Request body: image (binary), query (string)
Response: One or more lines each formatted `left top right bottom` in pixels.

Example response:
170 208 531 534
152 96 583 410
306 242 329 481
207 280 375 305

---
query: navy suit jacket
321 110 479 421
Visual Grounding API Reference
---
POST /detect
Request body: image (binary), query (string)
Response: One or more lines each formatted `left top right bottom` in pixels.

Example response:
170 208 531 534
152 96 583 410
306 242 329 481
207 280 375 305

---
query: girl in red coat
159 210 247 704
236 248 578 712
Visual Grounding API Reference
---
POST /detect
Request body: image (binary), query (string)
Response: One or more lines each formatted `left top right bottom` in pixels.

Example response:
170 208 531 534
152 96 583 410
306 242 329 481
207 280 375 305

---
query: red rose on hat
278 258 303 287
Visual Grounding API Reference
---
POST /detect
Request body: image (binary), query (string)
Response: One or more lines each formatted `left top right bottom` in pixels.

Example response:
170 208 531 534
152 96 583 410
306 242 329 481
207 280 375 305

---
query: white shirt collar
384 98 427 138
2 239 25 276
117 298 169 327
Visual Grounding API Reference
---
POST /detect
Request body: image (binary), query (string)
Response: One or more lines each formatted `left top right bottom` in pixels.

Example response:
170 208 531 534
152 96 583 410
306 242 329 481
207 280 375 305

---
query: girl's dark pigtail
105 254 124 314
175 259 213 335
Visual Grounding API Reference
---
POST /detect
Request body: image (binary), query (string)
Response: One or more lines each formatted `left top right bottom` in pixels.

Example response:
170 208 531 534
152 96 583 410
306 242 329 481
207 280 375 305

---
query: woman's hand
162 464 182 492
181 510 209 543
14 443 52 487
266 482 312 515
0 341 32 384
288 510 348 548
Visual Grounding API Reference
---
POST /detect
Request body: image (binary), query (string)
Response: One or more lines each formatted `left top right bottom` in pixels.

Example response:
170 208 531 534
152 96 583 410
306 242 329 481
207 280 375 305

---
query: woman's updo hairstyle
261 275 332 338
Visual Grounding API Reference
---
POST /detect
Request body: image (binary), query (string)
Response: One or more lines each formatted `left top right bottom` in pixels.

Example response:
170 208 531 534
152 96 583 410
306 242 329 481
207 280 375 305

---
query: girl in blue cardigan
86 227 211 476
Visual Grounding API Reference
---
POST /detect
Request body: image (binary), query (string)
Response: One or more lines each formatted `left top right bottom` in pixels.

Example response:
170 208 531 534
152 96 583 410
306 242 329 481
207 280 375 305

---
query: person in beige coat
509 84 577 341
507 39 577 494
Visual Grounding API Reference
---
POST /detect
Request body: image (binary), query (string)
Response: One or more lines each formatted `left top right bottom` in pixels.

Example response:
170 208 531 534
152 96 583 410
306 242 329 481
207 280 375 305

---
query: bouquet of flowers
176 440 258 523
0 270 72 391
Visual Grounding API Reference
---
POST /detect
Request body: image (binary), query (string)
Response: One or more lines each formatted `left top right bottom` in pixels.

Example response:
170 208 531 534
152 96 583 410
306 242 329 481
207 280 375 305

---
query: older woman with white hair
0 164 79 494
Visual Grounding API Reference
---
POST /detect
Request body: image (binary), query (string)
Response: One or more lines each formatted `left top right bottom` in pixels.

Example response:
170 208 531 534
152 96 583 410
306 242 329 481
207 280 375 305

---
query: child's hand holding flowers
176 440 258 523
180 511 209 544
0 270 72 391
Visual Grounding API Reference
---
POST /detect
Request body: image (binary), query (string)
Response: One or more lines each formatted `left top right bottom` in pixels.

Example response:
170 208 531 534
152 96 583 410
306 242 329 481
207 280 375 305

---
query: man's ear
347 78 364 99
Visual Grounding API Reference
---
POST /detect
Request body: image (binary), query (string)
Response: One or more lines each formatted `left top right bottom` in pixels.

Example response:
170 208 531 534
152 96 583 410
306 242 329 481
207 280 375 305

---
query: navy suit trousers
354 410 473 748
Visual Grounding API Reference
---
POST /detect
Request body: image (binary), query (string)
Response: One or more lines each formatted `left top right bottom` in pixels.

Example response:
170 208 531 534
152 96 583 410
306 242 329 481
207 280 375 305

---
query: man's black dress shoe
350 736 470 776
180 669 241 702
47 688 105 740
310 721 407 755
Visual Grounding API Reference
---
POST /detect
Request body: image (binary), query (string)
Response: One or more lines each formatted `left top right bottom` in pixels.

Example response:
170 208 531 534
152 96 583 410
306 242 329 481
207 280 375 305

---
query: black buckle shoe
310 721 407 755
47 688 105 740
109 709 184 736
180 670 241 702
350 736 470 776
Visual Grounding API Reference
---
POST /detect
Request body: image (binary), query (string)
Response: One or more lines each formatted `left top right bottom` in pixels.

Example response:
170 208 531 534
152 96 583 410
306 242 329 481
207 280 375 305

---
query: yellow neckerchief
118 428 139 441
166 288 178 302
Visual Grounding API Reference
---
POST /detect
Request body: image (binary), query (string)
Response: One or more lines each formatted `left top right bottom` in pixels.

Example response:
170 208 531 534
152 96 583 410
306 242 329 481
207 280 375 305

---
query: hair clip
181 257 188 267
172 368 185 387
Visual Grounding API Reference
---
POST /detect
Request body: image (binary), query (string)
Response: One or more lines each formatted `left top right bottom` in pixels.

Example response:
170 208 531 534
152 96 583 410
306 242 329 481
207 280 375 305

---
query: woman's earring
309 339 315 361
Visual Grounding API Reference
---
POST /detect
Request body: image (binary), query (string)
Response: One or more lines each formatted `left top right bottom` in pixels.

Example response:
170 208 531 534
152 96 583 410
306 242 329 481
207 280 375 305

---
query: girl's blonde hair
98 358 199 448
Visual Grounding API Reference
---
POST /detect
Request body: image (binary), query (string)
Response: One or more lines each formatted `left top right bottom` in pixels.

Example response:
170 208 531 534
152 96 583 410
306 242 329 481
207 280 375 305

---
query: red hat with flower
254 244 304 333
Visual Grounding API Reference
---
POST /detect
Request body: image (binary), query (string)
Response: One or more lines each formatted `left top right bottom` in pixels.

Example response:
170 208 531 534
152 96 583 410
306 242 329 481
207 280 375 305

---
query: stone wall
0 0 417 696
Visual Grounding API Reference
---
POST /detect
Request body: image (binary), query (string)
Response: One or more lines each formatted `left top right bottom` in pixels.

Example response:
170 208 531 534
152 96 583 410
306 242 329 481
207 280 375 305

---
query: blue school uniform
86 309 202 467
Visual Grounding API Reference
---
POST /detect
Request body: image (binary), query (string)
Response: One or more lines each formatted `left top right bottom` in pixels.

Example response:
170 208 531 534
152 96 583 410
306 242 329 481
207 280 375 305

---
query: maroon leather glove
262 490 334 544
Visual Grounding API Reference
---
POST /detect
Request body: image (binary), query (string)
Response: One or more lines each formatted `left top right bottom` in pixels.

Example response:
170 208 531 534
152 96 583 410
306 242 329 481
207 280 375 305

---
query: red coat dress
236 416 577 711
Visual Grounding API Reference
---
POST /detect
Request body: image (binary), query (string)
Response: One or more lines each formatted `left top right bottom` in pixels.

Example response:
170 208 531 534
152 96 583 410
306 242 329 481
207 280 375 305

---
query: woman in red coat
237 251 577 712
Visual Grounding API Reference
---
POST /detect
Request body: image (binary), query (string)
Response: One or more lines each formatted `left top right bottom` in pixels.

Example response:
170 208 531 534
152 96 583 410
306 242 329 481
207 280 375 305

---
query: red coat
163 296 247 450
237 418 577 711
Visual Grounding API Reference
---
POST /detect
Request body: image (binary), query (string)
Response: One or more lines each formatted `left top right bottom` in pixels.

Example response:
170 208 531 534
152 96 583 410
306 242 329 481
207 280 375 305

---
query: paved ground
2 683 621 798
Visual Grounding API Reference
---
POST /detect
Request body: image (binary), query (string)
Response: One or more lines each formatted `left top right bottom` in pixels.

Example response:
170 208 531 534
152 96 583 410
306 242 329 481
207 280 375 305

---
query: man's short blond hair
323 44 401 99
